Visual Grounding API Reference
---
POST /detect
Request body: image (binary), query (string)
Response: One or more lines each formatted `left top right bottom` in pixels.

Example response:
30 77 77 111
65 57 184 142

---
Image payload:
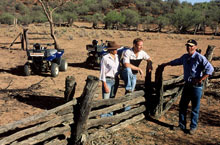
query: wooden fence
0 45 218 144
23 28 54 50
0 28 54 50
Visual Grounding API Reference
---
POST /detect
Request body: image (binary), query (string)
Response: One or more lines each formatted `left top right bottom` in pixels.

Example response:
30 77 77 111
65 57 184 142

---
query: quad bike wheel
51 63 59 77
59 59 68 71
24 63 31 76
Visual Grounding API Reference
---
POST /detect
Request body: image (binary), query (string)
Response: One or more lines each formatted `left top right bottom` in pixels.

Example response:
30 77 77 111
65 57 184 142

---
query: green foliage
30 11 47 23
0 0 218 34
169 6 203 33
84 13 104 28
76 5 89 15
15 2 29 15
104 10 125 29
205 2 220 34
0 13 14 25
100 0 113 12
62 2 77 12
63 11 78 25
154 15 170 31
53 13 64 24
17 14 32 25
150 2 161 15
141 15 154 31
121 9 140 27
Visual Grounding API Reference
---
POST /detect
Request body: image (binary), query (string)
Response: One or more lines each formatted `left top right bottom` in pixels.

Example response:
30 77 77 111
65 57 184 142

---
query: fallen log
0 78 45 94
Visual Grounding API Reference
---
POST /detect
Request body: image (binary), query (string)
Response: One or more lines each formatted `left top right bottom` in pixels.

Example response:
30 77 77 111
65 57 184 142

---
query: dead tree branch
0 78 46 94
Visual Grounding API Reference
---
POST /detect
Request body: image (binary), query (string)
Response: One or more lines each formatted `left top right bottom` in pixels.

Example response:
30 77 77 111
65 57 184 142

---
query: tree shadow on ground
145 116 174 130
0 65 24 76
68 62 100 71
0 66 53 77
199 109 220 127
13 94 65 110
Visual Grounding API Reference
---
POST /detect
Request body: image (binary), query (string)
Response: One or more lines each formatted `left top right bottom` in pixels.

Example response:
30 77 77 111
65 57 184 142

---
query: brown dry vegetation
0 22 220 144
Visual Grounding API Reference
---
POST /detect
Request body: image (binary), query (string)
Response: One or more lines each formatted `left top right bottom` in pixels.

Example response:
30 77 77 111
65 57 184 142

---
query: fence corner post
73 75 99 144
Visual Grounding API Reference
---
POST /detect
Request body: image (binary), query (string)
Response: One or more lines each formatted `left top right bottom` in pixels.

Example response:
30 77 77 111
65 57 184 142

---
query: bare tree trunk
38 0 70 50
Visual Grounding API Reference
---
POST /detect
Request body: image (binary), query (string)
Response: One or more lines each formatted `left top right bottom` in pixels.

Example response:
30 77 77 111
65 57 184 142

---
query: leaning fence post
203 45 215 96
23 28 29 50
73 75 99 144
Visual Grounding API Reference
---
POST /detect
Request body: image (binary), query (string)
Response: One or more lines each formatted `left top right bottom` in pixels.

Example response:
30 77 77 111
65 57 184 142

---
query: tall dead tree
38 0 71 49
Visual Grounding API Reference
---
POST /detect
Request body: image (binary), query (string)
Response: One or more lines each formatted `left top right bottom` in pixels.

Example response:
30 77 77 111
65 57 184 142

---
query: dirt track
0 23 220 144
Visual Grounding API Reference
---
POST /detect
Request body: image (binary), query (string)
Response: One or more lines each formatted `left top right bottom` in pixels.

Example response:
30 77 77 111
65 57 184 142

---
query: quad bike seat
45 49 57 57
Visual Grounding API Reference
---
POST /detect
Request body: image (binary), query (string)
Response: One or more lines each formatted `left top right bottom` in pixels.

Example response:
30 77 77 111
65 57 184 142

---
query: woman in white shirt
100 41 120 117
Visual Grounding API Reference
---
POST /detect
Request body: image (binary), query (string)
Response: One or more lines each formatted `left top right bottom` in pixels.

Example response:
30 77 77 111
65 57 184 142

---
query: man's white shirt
123 48 150 64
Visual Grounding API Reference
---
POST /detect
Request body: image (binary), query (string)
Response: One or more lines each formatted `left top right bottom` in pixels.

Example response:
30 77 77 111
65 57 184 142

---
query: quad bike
24 43 68 77
85 40 108 68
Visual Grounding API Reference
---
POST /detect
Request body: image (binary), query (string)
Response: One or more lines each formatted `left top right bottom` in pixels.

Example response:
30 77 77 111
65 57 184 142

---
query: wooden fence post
73 75 99 144
144 60 153 115
23 28 29 50
64 76 77 102
8 32 22 50
153 65 165 118
20 33 24 50
203 45 215 95
145 60 152 93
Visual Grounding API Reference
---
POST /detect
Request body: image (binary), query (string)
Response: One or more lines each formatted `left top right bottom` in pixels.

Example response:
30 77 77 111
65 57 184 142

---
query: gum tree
38 0 71 49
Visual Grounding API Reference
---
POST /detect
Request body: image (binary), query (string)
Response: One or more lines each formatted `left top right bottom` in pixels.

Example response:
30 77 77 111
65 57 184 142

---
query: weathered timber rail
0 45 218 144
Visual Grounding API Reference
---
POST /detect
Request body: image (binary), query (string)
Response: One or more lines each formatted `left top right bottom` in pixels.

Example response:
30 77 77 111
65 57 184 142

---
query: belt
106 76 114 79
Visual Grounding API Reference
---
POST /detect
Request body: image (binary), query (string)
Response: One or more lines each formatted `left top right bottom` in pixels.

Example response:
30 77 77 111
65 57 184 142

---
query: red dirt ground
0 23 220 144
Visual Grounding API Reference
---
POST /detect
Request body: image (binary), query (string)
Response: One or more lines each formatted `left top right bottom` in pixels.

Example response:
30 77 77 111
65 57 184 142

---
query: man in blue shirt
161 39 214 135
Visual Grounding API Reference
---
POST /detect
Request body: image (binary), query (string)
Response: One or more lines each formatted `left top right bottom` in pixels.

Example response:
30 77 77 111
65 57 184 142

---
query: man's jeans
121 68 137 111
179 83 203 130
101 78 118 117
121 68 137 92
